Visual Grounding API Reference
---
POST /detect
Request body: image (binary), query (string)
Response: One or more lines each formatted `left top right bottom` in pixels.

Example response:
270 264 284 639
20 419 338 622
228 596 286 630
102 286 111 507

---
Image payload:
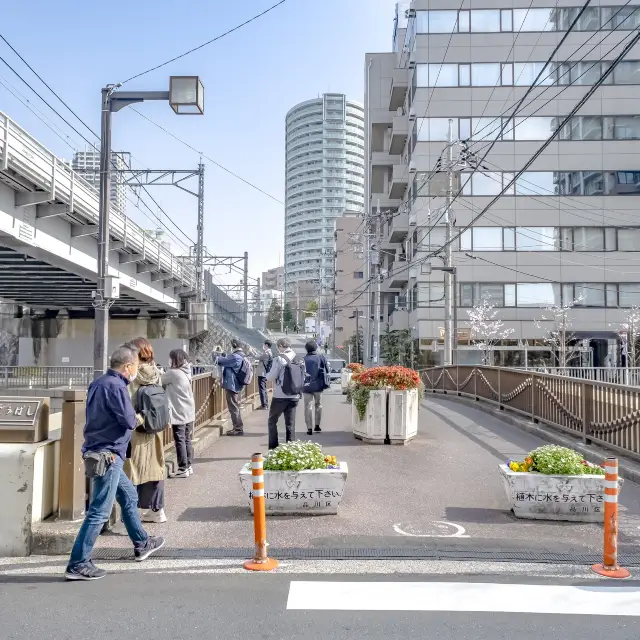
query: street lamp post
423 263 458 366
94 77 204 379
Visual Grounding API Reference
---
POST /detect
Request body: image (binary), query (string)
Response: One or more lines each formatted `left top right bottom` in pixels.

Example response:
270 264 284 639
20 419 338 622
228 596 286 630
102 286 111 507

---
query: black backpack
135 384 170 434
235 354 254 387
281 353 305 396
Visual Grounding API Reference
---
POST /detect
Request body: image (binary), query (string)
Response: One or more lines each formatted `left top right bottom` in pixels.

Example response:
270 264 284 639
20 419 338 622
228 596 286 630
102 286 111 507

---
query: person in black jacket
302 340 328 436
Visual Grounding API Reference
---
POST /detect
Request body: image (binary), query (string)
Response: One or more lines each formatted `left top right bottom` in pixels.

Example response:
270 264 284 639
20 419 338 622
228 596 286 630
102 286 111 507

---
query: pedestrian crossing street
286 581 640 616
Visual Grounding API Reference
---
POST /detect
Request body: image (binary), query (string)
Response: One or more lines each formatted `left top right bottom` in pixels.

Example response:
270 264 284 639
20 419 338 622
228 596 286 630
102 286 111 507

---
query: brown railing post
456 365 459 395
582 381 593 445
474 366 477 399
58 390 87 521
530 372 536 422
498 367 502 409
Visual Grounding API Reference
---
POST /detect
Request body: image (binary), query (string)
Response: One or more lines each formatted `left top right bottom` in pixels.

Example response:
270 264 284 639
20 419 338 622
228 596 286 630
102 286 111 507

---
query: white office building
285 94 366 314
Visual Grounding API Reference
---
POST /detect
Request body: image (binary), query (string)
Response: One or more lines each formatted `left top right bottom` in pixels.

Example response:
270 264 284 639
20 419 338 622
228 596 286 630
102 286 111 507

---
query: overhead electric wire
0 47 196 251
395 23 640 275
420 26 640 263
120 0 290 85
130 107 284 205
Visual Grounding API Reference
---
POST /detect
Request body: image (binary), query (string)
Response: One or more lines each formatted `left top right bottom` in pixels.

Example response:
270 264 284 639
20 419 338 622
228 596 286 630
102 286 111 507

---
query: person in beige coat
125 337 166 524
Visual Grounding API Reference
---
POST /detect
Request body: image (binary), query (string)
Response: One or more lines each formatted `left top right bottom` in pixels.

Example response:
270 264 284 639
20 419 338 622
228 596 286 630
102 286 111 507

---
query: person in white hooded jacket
162 349 196 478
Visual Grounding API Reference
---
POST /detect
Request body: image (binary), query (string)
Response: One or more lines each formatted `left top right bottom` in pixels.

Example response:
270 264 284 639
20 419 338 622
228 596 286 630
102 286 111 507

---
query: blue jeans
68 455 148 568
258 376 268 408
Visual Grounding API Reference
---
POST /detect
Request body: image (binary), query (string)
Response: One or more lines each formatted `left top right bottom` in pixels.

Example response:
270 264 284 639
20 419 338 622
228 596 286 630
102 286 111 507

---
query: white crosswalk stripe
286 581 640 616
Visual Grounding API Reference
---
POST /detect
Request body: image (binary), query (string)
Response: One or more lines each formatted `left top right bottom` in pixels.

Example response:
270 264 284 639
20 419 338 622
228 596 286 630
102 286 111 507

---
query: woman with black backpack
126 337 167 524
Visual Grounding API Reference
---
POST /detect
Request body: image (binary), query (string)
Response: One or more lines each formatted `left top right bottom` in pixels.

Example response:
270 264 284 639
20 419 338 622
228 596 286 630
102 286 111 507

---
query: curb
426 392 640 486
31 398 260 556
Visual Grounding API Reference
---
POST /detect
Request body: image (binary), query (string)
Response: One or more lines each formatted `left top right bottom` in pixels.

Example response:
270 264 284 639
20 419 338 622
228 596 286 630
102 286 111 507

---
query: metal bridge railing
0 366 93 389
423 365 640 463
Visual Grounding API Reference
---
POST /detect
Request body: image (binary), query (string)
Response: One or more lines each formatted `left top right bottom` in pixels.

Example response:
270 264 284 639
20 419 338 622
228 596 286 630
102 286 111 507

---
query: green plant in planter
262 441 328 472
508 445 605 476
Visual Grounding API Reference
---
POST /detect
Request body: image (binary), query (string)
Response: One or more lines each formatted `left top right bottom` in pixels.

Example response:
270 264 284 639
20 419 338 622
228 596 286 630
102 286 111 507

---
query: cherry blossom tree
466 298 514 365
614 306 640 367
534 297 583 368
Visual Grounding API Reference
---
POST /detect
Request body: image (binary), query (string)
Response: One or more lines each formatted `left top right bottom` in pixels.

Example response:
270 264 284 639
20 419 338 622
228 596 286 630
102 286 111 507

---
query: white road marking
286 581 640 615
393 521 469 538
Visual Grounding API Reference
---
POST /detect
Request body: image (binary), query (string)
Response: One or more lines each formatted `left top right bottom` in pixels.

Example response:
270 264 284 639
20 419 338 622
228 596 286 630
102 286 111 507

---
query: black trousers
268 398 298 450
172 422 194 471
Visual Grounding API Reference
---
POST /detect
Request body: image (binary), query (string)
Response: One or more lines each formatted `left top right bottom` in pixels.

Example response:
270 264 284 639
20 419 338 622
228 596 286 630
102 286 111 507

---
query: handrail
0 111 195 290
422 365 640 463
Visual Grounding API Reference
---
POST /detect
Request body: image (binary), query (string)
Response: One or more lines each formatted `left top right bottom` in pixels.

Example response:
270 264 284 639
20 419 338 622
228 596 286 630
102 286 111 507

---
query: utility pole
196 162 205 303
364 213 371 364
94 87 112 379
243 251 249 325
443 119 455 367
373 199 382 365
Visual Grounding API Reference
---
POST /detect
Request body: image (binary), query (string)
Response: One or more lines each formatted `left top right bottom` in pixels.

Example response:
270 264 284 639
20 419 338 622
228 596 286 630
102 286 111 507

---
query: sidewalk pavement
95 389 640 554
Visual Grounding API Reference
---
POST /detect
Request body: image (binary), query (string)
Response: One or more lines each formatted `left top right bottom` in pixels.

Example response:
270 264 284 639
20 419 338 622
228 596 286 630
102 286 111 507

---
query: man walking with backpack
265 337 304 449
256 340 273 410
213 339 253 437
303 340 329 436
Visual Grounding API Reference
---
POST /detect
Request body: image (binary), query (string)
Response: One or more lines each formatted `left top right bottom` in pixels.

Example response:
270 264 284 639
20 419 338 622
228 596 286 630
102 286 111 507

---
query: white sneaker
170 469 189 478
187 466 194 476
142 508 167 523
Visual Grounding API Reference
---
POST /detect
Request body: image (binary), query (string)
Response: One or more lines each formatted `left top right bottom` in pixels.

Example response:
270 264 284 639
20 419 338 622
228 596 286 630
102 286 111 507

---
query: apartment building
285 94 366 319
72 150 130 213
334 212 367 359
262 266 285 292
365 1 640 367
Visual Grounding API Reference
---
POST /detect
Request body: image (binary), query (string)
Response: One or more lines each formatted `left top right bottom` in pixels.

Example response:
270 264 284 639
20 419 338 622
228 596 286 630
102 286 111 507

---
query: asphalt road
95 390 640 556
1 572 640 640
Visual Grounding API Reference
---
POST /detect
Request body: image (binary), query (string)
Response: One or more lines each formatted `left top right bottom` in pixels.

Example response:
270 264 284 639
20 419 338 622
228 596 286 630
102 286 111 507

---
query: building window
353 271 364 279
416 7 640 34
454 282 640 308
415 60 640 88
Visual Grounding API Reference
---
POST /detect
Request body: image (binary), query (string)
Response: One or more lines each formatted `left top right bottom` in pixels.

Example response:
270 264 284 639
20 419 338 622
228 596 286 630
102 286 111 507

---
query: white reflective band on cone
252 475 264 485
604 494 618 503
252 461 264 470
253 489 264 497
604 480 618 489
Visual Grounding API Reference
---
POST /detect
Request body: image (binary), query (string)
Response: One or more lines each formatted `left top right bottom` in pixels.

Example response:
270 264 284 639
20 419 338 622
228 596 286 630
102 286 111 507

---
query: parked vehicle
327 359 347 383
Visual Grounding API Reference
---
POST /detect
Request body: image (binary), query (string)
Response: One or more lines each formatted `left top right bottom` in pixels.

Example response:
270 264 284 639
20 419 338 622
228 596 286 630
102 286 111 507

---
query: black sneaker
307 428 313 436
226 429 244 436
134 536 165 562
64 562 107 581
314 426 322 433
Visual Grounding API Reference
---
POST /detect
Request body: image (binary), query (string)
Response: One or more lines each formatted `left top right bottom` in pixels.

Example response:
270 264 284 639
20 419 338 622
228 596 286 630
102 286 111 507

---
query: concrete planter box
387 389 419 445
352 389 387 444
341 370 352 394
498 464 623 522
239 463 348 515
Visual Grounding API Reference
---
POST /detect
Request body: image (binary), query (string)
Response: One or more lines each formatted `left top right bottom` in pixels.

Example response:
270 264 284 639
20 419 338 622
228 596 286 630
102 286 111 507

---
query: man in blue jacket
214 339 245 436
65 345 164 581
303 340 328 436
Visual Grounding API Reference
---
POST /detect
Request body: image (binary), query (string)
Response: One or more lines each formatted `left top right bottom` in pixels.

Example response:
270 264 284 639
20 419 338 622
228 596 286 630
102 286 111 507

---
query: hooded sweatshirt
162 363 196 424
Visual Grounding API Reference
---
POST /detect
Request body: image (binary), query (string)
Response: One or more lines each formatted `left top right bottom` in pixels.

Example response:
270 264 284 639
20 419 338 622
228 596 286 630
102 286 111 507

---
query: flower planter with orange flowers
350 366 422 445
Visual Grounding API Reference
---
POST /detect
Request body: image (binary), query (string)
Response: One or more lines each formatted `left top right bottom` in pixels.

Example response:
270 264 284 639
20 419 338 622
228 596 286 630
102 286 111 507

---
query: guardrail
160 372 262 450
0 366 93 389
423 365 640 463
0 111 195 291
521 367 640 387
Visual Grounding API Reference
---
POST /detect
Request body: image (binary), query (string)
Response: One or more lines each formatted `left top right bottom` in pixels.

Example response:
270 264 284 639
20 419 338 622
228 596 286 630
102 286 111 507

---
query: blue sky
1 0 397 283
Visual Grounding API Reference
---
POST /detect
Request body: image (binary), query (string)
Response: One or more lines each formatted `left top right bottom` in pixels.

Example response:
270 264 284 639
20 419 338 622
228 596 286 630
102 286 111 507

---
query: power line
120 0 290 85
406 24 640 271
0 33 97 140
130 108 284 205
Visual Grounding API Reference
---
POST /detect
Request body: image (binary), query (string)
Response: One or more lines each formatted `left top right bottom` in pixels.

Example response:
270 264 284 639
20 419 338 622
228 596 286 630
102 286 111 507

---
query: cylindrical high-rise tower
285 94 365 322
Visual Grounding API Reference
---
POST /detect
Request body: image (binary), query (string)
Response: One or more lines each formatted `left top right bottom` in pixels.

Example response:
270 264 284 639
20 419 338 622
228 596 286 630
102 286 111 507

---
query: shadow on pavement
444 506 517 524
193 457 250 464
177 506 252 523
